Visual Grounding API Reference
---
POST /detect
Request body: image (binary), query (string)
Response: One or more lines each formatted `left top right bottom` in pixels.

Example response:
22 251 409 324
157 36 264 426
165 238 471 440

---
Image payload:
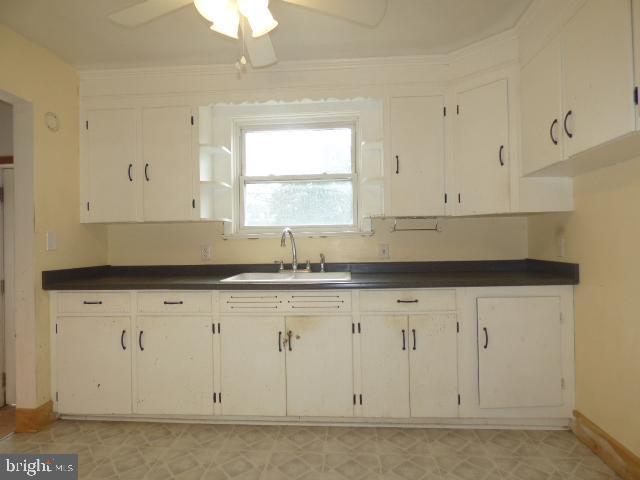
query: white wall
0 101 12 156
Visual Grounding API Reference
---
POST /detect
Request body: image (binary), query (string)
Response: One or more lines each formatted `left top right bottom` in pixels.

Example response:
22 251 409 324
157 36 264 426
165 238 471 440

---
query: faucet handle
279 260 285 271
320 253 326 272
306 259 311 271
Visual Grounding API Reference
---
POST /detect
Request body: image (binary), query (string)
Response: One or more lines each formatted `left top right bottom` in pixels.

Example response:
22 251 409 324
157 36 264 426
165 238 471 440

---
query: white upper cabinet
389 96 446 217
562 0 635 158
85 109 139 222
477 297 563 409
82 106 197 223
142 106 196 221
521 37 564 175
454 79 511 215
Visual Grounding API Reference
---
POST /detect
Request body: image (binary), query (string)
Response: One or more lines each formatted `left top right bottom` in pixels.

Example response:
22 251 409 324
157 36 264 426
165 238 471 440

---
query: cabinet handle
402 329 406 350
139 330 144 351
128 164 133 182
287 330 292 351
563 110 573 138
144 163 150 181
549 118 559 145
163 301 184 305
278 331 282 352
397 299 418 304
395 155 399 174
498 145 505 166
121 330 126 350
483 327 489 349
412 329 416 350
83 301 102 305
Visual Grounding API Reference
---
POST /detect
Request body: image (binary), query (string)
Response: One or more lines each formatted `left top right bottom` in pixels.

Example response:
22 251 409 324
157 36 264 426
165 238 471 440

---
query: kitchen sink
220 272 352 283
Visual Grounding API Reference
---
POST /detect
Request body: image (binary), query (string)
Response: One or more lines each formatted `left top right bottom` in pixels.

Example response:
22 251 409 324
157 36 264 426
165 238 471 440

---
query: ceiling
0 0 532 70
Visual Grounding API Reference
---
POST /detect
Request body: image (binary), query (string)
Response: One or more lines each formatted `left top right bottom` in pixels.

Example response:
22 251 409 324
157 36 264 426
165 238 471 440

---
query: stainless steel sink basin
220 272 352 283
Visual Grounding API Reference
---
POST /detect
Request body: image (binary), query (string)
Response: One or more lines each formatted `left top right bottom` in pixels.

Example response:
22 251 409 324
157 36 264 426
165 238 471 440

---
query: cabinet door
409 314 458 417
86 109 139 222
562 0 635 157
389 96 446 216
521 38 564 175
360 316 410 418
57 316 132 414
142 106 195 221
455 79 510 215
477 297 562 409
135 316 213 415
219 316 286 416
286 316 353 417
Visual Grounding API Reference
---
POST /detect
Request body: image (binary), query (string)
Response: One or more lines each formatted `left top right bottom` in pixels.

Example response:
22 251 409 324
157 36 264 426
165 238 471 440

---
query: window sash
238 120 358 232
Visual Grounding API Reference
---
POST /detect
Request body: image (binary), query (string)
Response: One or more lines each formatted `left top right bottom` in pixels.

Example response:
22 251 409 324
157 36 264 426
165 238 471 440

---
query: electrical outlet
378 243 390 259
46 231 57 251
200 245 212 262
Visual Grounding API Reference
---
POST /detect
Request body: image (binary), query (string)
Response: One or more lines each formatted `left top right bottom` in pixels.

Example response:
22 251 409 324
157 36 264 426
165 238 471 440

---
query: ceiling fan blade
280 0 387 27
109 0 194 27
244 31 278 68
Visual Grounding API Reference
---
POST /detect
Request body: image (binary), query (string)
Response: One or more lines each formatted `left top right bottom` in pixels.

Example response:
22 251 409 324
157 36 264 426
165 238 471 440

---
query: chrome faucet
280 227 298 271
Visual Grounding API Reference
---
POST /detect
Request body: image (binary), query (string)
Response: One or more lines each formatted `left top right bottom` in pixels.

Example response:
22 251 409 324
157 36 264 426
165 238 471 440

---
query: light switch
46 231 57 251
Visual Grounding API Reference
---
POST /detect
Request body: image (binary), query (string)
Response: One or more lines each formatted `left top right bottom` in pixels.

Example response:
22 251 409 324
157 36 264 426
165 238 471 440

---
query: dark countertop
42 259 579 291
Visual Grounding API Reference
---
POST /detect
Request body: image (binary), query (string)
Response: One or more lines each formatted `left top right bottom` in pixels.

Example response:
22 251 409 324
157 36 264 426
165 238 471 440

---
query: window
239 122 357 233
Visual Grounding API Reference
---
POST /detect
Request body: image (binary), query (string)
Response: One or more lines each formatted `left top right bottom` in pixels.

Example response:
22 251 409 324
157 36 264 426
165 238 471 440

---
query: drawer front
137 292 212 314
285 292 352 313
58 292 132 314
220 292 285 312
360 289 456 312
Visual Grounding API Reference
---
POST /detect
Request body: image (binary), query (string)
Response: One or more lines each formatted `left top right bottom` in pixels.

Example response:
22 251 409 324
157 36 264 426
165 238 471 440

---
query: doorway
0 99 16 437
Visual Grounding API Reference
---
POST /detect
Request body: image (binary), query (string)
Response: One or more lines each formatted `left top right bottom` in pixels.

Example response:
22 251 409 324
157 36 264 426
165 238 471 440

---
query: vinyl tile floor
0 420 622 479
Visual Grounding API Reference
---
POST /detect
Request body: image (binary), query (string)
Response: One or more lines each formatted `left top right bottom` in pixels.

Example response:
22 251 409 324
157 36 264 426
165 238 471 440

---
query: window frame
235 117 359 235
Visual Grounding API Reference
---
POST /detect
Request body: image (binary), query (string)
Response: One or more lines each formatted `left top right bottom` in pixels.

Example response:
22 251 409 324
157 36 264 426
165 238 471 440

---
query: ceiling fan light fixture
237 0 278 37
209 3 240 38
193 0 228 22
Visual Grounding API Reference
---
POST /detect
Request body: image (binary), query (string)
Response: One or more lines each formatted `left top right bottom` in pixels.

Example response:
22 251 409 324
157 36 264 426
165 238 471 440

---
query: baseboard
16 400 56 433
572 410 640 480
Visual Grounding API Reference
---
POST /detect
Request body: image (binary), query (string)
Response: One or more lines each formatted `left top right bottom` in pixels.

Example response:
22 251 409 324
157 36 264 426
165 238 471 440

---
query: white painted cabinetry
52 286 574 425
141 106 196 221
286 315 353 417
82 106 197 223
134 315 213 415
219 315 287 417
477 297 563 409
521 0 636 176
56 316 132 415
454 79 510 215
84 109 139 222
389 96 446 217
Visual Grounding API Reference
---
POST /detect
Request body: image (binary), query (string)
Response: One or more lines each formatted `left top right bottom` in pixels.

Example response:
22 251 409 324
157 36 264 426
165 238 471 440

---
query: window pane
244 181 354 227
244 127 353 176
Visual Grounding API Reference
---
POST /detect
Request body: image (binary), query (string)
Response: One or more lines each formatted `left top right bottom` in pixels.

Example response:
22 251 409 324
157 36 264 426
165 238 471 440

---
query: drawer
359 289 456 312
220 292 285 313
137 292 212 314
58 292 131 314
286 292 351 312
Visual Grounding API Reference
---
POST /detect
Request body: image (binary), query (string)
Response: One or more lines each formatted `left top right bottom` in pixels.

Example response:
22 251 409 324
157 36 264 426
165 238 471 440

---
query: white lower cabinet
56 316 132 415
134 316 213 415
477 297 563 409
285 316 354 417
219 316 287 416
409 314 458 417
359 314 458 418
52 287 574 424
360 315 410 418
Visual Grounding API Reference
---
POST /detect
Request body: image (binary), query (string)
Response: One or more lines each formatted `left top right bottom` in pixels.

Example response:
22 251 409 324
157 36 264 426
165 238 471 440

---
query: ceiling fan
109 0 388 68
